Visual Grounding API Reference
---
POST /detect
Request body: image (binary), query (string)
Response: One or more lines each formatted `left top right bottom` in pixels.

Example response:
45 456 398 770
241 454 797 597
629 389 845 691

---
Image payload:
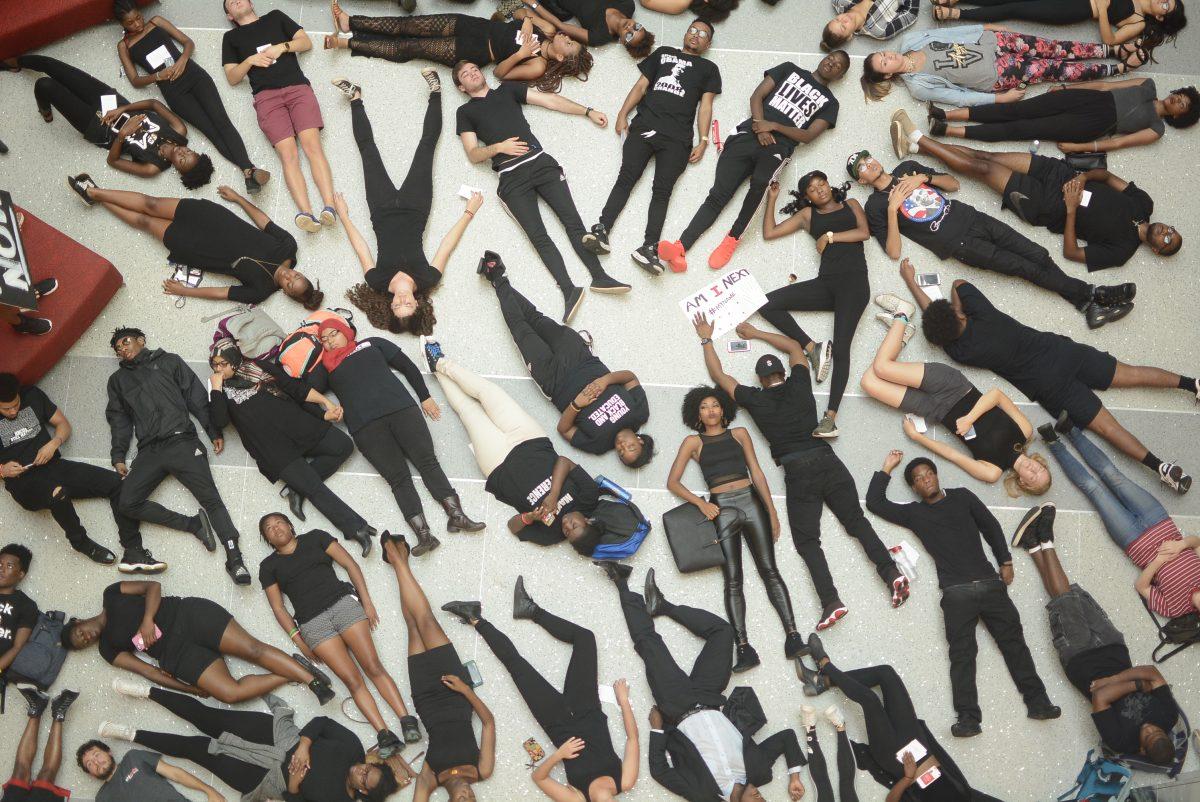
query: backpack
212 306 285 361
588 485 652 561
1 610 69 711
277 309 356 378
1162 612 1200 644
1057 751 1132 802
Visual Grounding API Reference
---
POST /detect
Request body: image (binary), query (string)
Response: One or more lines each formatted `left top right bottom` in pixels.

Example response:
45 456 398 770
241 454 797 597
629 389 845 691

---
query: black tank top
488 19 541 62
809 204 867 276
941 388 1026 471
698 430 749 489
426 720 481 775
560 709 623 800
1106 0 1136 24
127 25 199 82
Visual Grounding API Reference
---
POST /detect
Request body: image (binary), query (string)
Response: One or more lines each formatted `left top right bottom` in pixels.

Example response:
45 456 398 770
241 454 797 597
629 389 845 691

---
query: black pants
710 486 797 643
159 66 253 170
495 277 594 406
782 450 895 608
476 610 600 744
352 94 437 271
957 0 1093 23
940 579 1051 724
353 406 454 519
962 89 1116 143
134 687 271 794
953 213 1091 307
804 725 859 802
599 124 692 247
760 270 870 413
680 133 790 249
618 583 732 721
824 664 919 777
119 436 239 553
746 729 807 787
4 458 140 550
277 427 366 539
19 55 120 146
498 155 603 296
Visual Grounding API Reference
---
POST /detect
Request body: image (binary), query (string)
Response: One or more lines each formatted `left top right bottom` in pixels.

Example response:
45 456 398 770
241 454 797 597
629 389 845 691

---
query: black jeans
782 450 895 607
353 406 454 519
824 664 919 777
962 89 1116 143
599 123 692 248
953 213 1091 307
277 427 366 539
957 0 1093 23
746 729 806 786
159 66 254 170
498 155 603 295
710 486 797 643
19 55 120 146
760 270 870 413
134 687 271 794
119 436 239 553
680 133 790 249
804 724 859 802
940 579 1052 724
5 458 140 550
618 584 733 722
352 94 437 272
495 277 594 408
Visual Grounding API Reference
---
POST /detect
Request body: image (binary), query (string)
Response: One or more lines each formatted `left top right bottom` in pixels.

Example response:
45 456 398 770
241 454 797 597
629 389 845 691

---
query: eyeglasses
318 331 341 344
112 336 138 350
622 22 643 43
687 26 710 38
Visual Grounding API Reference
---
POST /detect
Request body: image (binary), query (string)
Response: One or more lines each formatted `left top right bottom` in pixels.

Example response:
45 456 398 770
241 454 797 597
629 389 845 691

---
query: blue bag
1057 751 1132 802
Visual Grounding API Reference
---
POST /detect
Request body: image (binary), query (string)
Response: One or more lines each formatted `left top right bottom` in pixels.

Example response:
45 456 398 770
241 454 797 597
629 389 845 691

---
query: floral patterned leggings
992 31 1118 89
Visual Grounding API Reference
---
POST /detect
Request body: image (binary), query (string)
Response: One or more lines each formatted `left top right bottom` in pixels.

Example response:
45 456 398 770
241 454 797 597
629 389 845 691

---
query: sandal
1114 42 1150 72
331 0 350 33
933 5 960 20
295 212 322 233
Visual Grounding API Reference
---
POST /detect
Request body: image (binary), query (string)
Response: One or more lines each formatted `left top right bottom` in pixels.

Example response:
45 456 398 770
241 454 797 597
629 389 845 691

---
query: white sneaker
824 705 845 730
98 721 136 741
874 293 916 318
112 677 152 698
1158 461 1193 495
801 705 817 730
875 312 916 346
813 340 833 384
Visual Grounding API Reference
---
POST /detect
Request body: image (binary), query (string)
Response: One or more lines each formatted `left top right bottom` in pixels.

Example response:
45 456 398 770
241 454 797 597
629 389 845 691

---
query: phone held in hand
917 273 940 287
132 625 163 652
464 660 483 688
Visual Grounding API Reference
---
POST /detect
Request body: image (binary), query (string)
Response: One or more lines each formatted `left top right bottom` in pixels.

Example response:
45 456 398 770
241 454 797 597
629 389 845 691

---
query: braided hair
780 170 851 215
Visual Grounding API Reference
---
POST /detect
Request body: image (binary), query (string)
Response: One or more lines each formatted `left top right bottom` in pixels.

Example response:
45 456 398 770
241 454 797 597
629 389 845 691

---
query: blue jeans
1047 428 1168 548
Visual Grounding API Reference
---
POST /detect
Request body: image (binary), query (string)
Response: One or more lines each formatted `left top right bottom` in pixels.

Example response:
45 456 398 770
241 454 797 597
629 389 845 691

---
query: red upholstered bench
0 0 156 61
0 207 123 384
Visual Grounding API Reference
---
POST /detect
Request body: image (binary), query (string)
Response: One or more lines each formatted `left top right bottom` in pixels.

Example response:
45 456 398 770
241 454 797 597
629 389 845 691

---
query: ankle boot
440 600 481 625
441 494 485 533
406 514 441 557
513 576 540 620
346 525 376 559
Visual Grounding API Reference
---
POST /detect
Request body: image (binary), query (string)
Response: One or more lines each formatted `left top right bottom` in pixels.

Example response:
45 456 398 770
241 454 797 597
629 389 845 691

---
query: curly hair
903 457 936 487
625 433 655 468
780 170 851 215
109 326 146 349
920 299 963 346
533 46 593 93
179 153 214 190
692 3 732 26
860 53 893 101
296 278 324 312
361 764 399 802
625 29 655 59
681 385 737 432
76 740 111 771
345 283 436 335
1165 85 1200 128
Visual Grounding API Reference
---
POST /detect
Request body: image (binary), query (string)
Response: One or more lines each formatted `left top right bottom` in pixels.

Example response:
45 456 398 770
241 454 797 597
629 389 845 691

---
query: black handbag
661 504 743 573
1065 151 1107 171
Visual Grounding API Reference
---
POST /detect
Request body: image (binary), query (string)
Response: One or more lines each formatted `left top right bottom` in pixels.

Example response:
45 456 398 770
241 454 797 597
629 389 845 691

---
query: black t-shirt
209 373 329 482
0 590 38 658
258 531 354 625
306 338 430 434
1065 643 1132 697
221 10 308 94
364 262 443 295
735 63 839 153
0 386 58 467
1076 182 1154 271
456 82 544 171
733 365 829 463
865 160 977 260
118 111 187 170
553 0 634 45
633 47 721 144
284 717 365 802
484 438 600 545
99 582 181 665
571 383 649 455
1094 685 1178 754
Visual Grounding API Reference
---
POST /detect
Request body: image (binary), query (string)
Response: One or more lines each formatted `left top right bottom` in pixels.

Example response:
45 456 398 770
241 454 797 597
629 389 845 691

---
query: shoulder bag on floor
1056 751 1132 802
661 504 743 573
0 610 69 712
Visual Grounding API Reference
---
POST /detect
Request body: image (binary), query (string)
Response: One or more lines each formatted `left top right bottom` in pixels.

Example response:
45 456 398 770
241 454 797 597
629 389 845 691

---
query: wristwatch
699 338 712 346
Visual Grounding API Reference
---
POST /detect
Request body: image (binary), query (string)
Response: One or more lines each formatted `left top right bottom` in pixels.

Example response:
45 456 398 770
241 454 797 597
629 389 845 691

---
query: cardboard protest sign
678 266 767 337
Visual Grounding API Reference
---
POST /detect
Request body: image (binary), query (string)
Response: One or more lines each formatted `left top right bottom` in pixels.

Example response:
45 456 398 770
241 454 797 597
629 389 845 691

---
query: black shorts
1001 154 1074 230
2 779 70 802
158 597 234 685
1042 345 1118 427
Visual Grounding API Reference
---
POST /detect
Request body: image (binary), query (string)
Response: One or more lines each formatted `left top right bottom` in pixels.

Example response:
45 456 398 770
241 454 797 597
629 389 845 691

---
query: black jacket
106 348 218 464
649 725 804 801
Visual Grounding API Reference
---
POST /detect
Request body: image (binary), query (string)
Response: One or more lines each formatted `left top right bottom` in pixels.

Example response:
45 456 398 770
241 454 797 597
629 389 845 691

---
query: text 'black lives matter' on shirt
0 386 58 468
484 437 600 545
864 159 976 259
455 82 544 172
221 9 309 95
633 46 722 144
0 590 38 658
735 63 840 153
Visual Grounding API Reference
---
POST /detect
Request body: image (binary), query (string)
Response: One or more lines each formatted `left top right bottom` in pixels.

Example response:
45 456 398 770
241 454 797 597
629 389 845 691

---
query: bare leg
274 137 313 216
914 136 1014 195
10 713 40 784
218 619 314 685
1109 362 1181 389
1029 548 1071 598
871 319 927 388
86 187 179 219
194 659 290 704
946 107 970 122
96 201 172 240
297 128 335 210
314 633 387 731
860 366 909 409
385 539 451 655
342 620 412 719
1086 406 1150 462
36 720 63 784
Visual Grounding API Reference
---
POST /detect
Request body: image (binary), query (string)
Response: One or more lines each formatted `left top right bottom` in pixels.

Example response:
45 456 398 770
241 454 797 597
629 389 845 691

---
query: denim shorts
299 594 367 649
1047 584 1125 666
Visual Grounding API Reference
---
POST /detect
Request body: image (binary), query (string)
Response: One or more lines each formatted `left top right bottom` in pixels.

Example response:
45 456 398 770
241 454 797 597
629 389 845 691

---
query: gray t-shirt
1111 79 1164 135
97 750 190 802
922 31 997 92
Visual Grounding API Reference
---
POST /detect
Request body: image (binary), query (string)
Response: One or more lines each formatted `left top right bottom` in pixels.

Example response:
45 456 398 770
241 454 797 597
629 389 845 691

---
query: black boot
795 660 829 697
441 494 485 533
380 531 408 564
281 486 307 521
806 633 829 666
19 687 49 718
1037 422 1059 444
593 560 632 583
1053 409 1074 435
513 576 539 620
643 568 670 617
407 514 441 557
51 689 79 721
376 728 402 759
346 525 376 559
733 642 761 673
440 600 481 625
477 250 506 283
400 715 422 743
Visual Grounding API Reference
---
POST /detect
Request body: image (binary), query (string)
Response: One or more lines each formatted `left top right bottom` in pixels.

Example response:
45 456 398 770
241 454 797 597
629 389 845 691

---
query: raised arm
430 192 484 274
762 190 810 241
864 455 913 527
693 314 739 397
219 184 272 230
737 321 808 367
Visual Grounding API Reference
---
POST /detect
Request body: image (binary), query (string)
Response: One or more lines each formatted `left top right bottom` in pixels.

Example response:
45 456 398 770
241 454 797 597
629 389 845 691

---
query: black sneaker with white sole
1084 300 1133 329
330 77 361 99
118 548 167 574
32 278 58 299
194 508 217 552
67 174 97 206
589 273 631 294
631 244 664 275
1159 461 1192 494
1093 283 1136 306
563 286 585 323
12 315 52 336
582 223 611 255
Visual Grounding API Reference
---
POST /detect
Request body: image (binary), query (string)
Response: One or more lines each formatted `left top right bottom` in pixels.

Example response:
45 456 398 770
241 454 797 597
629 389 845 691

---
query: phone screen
917 273 940 287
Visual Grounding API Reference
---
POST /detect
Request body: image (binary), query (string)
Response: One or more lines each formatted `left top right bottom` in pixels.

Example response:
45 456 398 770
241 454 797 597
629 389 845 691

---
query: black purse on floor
661 504 743 573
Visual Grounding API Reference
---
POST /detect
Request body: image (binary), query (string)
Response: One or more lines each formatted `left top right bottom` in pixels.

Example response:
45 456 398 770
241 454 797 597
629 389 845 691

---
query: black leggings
349 13 476 66
352 94 437 274
961 88 1118 143
353 406 455 519
277 427 366 540
495 277 593 406
805 725 859 802
680 133 789 249
19 54 120 146
159 66 253 170
823 664 919 778
956 0 1094 23
710 485 797 643
134 688 271 794
760 270 869 413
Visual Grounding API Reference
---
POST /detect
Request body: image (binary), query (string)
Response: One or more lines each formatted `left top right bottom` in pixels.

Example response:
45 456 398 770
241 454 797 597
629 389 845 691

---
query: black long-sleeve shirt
281 717 365 802
305 338 430 434
865 471 1011 590
106 348 218 464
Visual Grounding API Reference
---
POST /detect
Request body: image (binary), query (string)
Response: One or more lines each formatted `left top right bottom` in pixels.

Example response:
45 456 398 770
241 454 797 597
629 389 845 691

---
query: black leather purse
1065 151 1107 171
662 504 743 573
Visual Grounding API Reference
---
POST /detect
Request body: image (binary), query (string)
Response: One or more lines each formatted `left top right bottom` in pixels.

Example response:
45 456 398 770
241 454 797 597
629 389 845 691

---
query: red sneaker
708 235 740 269
657 239 688 273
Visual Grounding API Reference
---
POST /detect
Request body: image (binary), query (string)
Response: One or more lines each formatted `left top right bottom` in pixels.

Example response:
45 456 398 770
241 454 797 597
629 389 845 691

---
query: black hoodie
106 348 218 464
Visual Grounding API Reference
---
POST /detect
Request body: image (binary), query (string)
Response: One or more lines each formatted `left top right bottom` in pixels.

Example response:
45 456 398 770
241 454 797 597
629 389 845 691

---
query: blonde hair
1003 450 1051 499
860 54 893 102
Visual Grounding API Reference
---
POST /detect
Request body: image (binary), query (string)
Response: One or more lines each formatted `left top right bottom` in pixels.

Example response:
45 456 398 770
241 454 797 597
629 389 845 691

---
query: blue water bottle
596 475 632 502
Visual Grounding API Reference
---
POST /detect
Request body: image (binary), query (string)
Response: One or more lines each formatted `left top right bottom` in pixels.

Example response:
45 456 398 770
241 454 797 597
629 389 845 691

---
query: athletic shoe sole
590 284 631 295
815 341 833 383
118 561 167 574
631 250 664 276
812 425 839 439
815 606 848 631
1011 502 1055 547
874 293 915 317
563 288 585 323
581 234 611 255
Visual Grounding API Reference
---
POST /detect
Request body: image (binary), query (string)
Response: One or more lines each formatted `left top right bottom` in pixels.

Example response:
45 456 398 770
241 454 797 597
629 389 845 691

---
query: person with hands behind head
522 0 655 58
866 451 1060 739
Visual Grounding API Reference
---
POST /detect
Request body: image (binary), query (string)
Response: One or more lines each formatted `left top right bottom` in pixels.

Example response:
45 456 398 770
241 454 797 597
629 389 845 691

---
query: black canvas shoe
20 687 49 718
631 244 664 276
1011 502 1055 549
582 223 611 254
67 174 97 206
32 278 58 299
563 286 585 323
589 273 632 294
12 315 51 336
51 689 79 721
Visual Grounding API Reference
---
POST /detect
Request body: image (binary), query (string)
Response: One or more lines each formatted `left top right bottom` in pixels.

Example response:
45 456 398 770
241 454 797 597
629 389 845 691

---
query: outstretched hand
693 312 714 340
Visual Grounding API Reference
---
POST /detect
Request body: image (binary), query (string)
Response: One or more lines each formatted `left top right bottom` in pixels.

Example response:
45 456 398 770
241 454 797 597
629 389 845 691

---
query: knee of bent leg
859 367 881 396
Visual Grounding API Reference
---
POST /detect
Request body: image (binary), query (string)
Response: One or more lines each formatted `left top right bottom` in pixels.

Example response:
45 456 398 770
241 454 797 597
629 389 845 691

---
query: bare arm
117 40 158 88
223 186 273 230
157 759 225 801
155 17 197 72
692 91 715 162
460 130 505 165
333 196 376 274
739 323 808 367
430 194 483 274
701 342 740 397
900 262 934 311
639 0 694 10
1083 128 1162 153
909 427 1004 483
928 173 960 192
469 689 497 779
666 437 710 509
1062 206 1087 263
263 583 303 649
837 199 872 242
526 3 590 43
763 199 810 241
1135 555 1169 599
526 88 600 120
327 540 373 609
618 686 639 791
616 75 651 132
0 629 32 673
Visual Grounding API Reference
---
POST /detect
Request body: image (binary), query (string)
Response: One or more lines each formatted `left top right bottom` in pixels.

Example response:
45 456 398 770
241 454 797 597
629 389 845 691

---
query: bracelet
283 41 291 52
584 107 593 118
700 136 709 142
464 209 475 217
288 627 299 639
826 231 834 243
699 337 712 346
570 401 582 411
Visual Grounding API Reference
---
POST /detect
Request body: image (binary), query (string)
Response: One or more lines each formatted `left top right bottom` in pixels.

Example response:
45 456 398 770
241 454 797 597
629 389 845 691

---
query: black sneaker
1084 300 1133 330
582 223 611 255
1159 461 1192 494
733 642 761 673
1037 422 1058 444
376 728 403 760
32 278 58 299
330 77 362 99
293 652 333 688
194 508 217 552
951 719 982 738
440 600 482 625
512 576 539 620
309 678 335 705
226 556 252 585
562 286 585 323
118 548 167 574
51 689 80 721
400 714 422 743
67 173 97 206
12 315 52 336
244 171 262 196
1011 502 1055 548
74 537 116 566
784 631 809 660
476 250 506 283
19 687 49 718
631 244 664 276
1093 283 1136 306
589 273 632 295
1027 702 1062 721
815 600 848 631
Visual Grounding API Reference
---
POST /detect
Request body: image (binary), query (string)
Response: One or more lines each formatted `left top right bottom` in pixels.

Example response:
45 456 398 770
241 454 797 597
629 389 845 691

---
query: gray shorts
1047 584 1126 667
299 594 368 649
899 362 973 423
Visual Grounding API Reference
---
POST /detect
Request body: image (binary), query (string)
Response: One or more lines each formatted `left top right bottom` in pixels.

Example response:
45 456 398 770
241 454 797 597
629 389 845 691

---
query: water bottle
890 542 919 581
596 475 632 502
1029 139 1040 155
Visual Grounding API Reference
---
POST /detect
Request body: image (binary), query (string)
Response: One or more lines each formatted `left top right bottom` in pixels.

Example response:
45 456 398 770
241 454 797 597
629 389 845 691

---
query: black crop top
1106 0 1136 24
810 203 867 275
942 388 1027 472
127 25 195 80
698 430 749 489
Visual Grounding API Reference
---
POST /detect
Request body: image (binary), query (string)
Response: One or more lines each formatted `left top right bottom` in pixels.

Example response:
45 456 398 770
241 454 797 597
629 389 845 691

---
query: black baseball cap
755 354 785 377
846 149 871 180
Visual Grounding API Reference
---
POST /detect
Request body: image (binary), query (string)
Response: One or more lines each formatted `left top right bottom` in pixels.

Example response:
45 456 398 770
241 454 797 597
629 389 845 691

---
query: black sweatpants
159 66 254 171
134 687 271 794
599 123 692 248
495 277 593 406
618 583 732 721
953 213 1091 307
277 427 367 540
19 55 121 146
962 89 1117 143
680 133 790 249
805 724 859 802
4 458 140 550
353 406 454 519
760 270 870 413
119 436 239 552
940 579 1052 725
782 450 896 608
957 0 1093 24
352 94 437 271
498 155 604 296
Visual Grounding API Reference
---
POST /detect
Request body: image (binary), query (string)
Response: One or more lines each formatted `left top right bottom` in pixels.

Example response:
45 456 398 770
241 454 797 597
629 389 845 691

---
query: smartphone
905 413 927 434
962 425 977 441
728 340 749 353
523 738 545 765
132 625 163 652
457 184 482 200
170 262 202 288
917 273 940 287
916 766 942 789
109 112 131 133
896 739 928 765
464 660 483 688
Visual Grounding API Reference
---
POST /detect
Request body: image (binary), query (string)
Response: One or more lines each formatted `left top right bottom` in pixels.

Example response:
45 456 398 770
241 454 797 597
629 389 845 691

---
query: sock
1142 452 1163 472
1178 376 1196 391
894 312 909 323
909 129 923 143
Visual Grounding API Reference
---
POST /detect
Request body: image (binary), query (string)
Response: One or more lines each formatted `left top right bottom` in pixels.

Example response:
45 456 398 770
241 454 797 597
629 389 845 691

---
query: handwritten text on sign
678 267 767 338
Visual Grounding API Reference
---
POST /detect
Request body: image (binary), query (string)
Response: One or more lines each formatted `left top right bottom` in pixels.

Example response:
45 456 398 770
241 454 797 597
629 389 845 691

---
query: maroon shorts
2 778 71 802
253 83 324 145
